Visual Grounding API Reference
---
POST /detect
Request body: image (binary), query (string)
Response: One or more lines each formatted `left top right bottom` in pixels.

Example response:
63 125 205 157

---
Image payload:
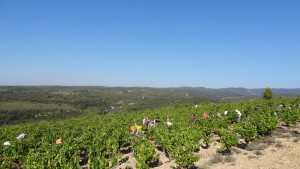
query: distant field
0 100 82 126
0 101 76 111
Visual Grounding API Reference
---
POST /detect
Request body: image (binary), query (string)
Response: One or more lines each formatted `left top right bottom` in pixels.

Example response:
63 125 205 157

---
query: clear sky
0 0 299 88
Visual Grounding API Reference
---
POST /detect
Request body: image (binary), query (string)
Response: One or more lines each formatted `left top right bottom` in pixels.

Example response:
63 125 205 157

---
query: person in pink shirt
202 112 209 119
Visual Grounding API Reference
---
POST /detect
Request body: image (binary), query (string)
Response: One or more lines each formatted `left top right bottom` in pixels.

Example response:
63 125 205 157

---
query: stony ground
114 122 300 169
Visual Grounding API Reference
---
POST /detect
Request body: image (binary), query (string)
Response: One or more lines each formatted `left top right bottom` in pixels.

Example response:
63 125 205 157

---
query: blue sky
0 0 299 88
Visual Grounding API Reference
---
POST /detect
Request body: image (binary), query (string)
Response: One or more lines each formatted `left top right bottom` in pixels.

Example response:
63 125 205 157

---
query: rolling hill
0 86 299 125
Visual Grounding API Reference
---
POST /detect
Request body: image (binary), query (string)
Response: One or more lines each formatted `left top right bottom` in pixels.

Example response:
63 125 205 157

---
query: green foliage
224 111 239 124
250 112 277 136
263 87 273 100
1 97 300 168
131 137 159 169
173 150 199 168
198 119 215 147
219 129 238 151
235 121 258 142
280 109 300 126
149 121 201 168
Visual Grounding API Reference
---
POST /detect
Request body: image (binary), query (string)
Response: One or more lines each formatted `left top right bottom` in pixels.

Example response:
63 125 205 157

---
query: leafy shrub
250 112 277 136
219 129 238 151
280 109 300 126
235 121 258 143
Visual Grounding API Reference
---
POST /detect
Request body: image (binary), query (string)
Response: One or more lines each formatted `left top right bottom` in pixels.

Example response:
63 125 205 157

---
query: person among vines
154 117 160 123
202 112 209 119
55 138 63 144
16 133 26 141
216 112 222 120
190 113 196 123
224 111 228 115
129 124 140 138
166 118 173 127
142 117 150 126
236 109 242 123
254 105 259 112
282 102 286 108
276 104 284 117
147 120 156 128
3 141 10 146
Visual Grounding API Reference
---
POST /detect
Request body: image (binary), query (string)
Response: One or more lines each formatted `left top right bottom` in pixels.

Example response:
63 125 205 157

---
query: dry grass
254 151 264 156
231 148 242 154
245 142 268 151
209 154 223 164
224 156 236 163
209 153 236 165
293 137 300 142
275 141 285 148
264 137 276 145
248 155 258 159
291 131 300 137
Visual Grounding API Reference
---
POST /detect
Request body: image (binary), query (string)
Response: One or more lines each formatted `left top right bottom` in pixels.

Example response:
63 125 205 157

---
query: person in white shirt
166 118 173 127
16 133 26 140
224 111 228 115
236 110 242 123
3 141 11 146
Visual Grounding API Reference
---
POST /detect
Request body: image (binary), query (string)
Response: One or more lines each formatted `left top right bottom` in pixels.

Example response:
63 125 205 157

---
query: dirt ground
204 136 300 169
114 123 300 169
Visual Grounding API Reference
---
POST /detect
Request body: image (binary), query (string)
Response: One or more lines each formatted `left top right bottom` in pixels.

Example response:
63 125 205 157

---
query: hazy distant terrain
0 86 299 125
175 87 300 100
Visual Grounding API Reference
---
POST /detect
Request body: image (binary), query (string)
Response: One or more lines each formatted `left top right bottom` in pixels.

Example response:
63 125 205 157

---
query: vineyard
1 98 300 169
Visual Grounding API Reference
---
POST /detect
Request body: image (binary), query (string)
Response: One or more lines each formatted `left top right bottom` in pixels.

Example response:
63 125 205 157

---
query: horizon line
0 85 299 90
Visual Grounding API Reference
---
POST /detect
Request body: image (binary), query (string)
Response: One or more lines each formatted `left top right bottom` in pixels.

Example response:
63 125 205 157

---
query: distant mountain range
1 86 299 103
173 87 300 101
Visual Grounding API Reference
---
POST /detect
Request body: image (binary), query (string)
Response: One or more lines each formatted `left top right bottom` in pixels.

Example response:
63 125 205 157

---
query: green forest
0 86 216 125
